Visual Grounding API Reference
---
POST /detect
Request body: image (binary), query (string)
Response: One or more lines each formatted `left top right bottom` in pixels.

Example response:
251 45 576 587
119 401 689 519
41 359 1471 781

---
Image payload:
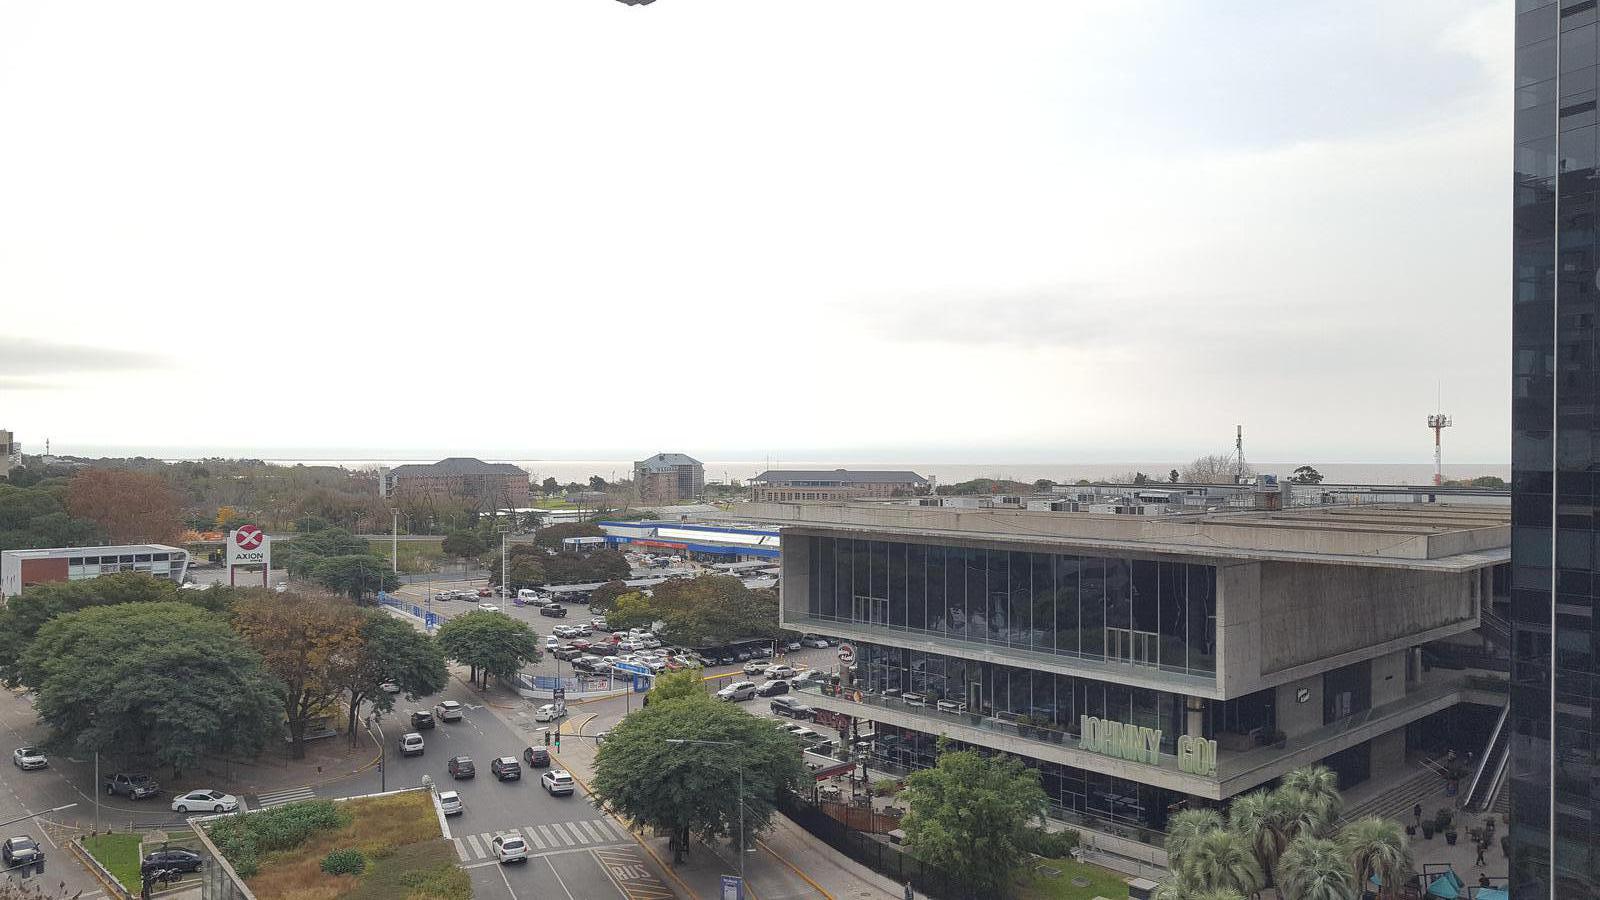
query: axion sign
227 525 272 586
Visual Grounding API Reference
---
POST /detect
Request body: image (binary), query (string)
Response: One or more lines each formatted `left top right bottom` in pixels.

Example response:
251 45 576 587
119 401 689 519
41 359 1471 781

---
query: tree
233 592 366 759
311 554 400 602
484 544 549 590
1227 790 1285 884
1170 469 1181 483
646 668 708 705
65 468 182 544
534 522 606 550
1289 466 1325 485
590 692 805 863
589 475 609 491
589 580 630 612
278 526 371 577
441 529 487 559
1283 765 1343 821
1167 807 1226 865
20 602 280 774
0 483 101 553
898 743 1049 898
435 610 541 690
339 612 448 744
646 576 781 646
1337 818 1411 900
1183 829 1264 898
543 549 630 584
606 592 658 631
1277 836 1356 900
1032 479 1056 492
1181 454 1252 484
541 477 559 495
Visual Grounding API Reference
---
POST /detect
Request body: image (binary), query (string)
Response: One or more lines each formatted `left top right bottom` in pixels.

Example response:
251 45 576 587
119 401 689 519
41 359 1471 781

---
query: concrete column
1186 697 1206 738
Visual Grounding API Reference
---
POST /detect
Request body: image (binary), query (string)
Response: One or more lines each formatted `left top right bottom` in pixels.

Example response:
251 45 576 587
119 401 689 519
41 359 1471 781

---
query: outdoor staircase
1463 704 1511 813
1340 767 1444 826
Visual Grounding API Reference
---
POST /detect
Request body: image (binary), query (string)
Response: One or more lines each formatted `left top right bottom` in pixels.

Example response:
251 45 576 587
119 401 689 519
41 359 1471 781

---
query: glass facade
1511 3 1600 896
804 536 1217 676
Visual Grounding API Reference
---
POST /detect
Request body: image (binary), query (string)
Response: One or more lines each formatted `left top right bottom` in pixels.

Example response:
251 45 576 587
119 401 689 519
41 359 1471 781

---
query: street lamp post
364 714 387 793
665 739 747 887
499 526 510 612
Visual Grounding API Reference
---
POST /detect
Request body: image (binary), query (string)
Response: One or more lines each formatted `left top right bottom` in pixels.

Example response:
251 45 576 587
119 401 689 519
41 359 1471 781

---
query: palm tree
1151 870 1198 900
1277 836 1357 900
1338 816 1412 900
1283 765 1343 820
1185 828 1265 898
1191 891 1248 900
1228 790 1281 882
1166 808 1226 868
1274 786 1336 842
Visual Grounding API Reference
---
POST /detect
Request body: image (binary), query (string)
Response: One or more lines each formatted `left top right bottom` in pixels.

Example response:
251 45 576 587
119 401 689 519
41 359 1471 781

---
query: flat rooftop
712 501 1509 571
2 544 186 558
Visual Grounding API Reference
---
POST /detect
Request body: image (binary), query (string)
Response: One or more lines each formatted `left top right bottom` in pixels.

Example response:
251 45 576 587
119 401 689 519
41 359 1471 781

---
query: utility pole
500 526 510 612
391 508 399 574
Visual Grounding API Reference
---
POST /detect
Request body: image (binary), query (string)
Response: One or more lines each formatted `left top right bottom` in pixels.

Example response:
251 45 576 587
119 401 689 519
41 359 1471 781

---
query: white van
400 733 425 756
517 589 538 601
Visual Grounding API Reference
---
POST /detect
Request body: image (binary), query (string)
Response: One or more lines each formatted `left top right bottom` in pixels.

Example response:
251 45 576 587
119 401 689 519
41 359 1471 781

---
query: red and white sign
227 525 272 580
234 525 264 550
837 643 855 664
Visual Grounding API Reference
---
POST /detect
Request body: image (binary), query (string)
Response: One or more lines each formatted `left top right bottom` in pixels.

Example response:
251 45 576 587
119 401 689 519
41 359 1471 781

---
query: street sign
424 612 439 630
837 643 855 664
612 661 652 677
226 525 271 585
721 874 744 900
552 687 566 701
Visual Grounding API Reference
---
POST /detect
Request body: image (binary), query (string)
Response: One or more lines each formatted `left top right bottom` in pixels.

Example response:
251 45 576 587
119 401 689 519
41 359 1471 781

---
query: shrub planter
1445 830 1459 846
1422 825 1435 840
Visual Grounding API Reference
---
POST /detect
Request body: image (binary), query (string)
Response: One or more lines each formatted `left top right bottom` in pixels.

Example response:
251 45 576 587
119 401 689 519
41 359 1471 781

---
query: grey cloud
0 337 168 375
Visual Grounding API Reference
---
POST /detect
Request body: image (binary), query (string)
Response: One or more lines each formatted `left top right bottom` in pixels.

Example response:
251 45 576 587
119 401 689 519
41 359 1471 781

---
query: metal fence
777 791 966 899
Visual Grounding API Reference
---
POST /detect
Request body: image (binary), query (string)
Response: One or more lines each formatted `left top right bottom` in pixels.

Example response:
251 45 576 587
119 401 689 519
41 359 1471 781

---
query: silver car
11 748 46 770
716 681 758 701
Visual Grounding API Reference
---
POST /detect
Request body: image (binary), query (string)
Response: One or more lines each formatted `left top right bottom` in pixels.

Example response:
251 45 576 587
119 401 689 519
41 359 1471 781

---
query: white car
716 681 758 701
172 789 238 814
541 770 575 796
434 700 463 722
11 748 46 770
800 635 831 648
438 791 463 816
534 704 566 722
379 681 401 694
491 833 529 863
478 603 500 613
765 665 797 679
544 636 562 650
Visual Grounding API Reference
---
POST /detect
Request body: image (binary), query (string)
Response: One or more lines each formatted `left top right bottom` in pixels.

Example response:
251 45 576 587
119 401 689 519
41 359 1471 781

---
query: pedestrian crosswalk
254 786 316 808
452 817 630 861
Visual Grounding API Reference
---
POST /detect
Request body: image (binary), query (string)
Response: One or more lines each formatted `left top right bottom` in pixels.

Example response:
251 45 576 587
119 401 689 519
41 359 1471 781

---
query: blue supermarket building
598 521 780 562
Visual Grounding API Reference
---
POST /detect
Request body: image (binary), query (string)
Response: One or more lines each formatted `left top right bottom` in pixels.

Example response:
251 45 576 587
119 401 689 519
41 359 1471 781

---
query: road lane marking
522 826 546 849
592 846 676 900
544 856 578 900
538 824 562 847
452 838 468 862
564 821 590 844
497 860 522 900
465 834 486 859
578 820 605 843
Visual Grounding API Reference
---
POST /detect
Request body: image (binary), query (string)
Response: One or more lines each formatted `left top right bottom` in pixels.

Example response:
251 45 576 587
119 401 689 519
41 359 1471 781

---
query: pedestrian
904 881 914 900
1476 842 1487 866
1413 802 1423 829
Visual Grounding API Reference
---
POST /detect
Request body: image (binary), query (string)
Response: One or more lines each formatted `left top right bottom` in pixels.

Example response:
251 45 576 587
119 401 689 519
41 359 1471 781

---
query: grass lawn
1013 857 1130 900
235 791 468 900
83 832 143 893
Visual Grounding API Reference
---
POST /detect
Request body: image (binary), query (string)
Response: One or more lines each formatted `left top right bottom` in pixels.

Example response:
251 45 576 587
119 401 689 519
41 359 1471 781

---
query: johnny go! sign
1078 715 1217 777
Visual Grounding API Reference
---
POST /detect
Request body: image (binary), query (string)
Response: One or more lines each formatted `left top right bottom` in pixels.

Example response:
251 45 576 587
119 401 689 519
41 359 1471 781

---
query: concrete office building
0 430 17 477
1510 6 1600 897
2 544 190 598
381 458 530 510
633 453 704 503
740 500 1509 846
750 469 930 502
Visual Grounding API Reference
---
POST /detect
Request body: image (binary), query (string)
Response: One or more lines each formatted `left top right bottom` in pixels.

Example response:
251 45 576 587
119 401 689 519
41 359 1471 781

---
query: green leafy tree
1032 479 1056 492
1170 469 1181 483
534 522 605 550
233 592 366 758
441 529 487 559
278 526 370 576
1277 836 1356 900
543 549 630 584
485 545 549 589
0 482 101 553
540 477 559 495
590 692 805 863
648 576 781 646
589 580 630 612
339 612 448 743
436 610 541 690
1283 765 1343 819
20 602 280 774
1167 807 1226 866
898 743 1049 898
606 592 658 631
311 554 400 602
1290 466 1325 485
645 668 707 705
1183 829 1265 898
1337 818 1411 900
1227 790 1284 883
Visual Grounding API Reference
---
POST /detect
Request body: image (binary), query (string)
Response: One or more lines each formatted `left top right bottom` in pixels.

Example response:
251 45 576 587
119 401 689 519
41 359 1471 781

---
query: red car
571 639 591 650
477 588 493 598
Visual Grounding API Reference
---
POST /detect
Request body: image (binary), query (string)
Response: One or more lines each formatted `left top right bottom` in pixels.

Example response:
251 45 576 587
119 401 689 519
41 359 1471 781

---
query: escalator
1463 703 1510 813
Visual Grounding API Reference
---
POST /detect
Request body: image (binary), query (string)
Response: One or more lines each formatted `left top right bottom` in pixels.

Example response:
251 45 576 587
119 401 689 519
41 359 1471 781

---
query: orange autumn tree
233 591 365 758
66 468 182 545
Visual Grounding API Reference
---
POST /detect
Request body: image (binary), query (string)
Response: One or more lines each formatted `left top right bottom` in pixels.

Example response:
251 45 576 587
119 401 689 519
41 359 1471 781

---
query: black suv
142 849 203 875
523 746 551 768
538 605 568 618
490 757 522 780
447 756 475 779
756 680 790 697
411 710 436 730
770 696 814 719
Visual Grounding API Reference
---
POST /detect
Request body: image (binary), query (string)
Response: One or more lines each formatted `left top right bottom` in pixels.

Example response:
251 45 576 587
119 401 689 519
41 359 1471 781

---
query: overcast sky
0 1 1511 464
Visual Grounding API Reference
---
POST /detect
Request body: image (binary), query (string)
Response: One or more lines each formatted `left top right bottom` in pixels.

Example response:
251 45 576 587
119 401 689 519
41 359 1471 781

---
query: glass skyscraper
1511 2 1600 896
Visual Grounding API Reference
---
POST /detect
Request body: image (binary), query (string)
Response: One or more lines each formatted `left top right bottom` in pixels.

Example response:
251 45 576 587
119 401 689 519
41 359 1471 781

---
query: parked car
734 649 752 661
770 697 815 719
765 665 798 679
478 602 500 613
103 772 160 799
400 732 425 756
3 837 42 873
411 710 436 730
492 833 529 864
534 704 566 722
141 848 203 875
523 746 551 768
478 588 493 597
11 747 46 770
800 635 831 648
438 790 463 816
716 681 758 702
171 789 238 813
541 770 575 796
539 605 568 618
432 592 452 602
742 660 769 676
784 639 803 651
553 646 583 661
751 645 774 658
379 681 401 693
490 757 522 781
434 701 463 722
